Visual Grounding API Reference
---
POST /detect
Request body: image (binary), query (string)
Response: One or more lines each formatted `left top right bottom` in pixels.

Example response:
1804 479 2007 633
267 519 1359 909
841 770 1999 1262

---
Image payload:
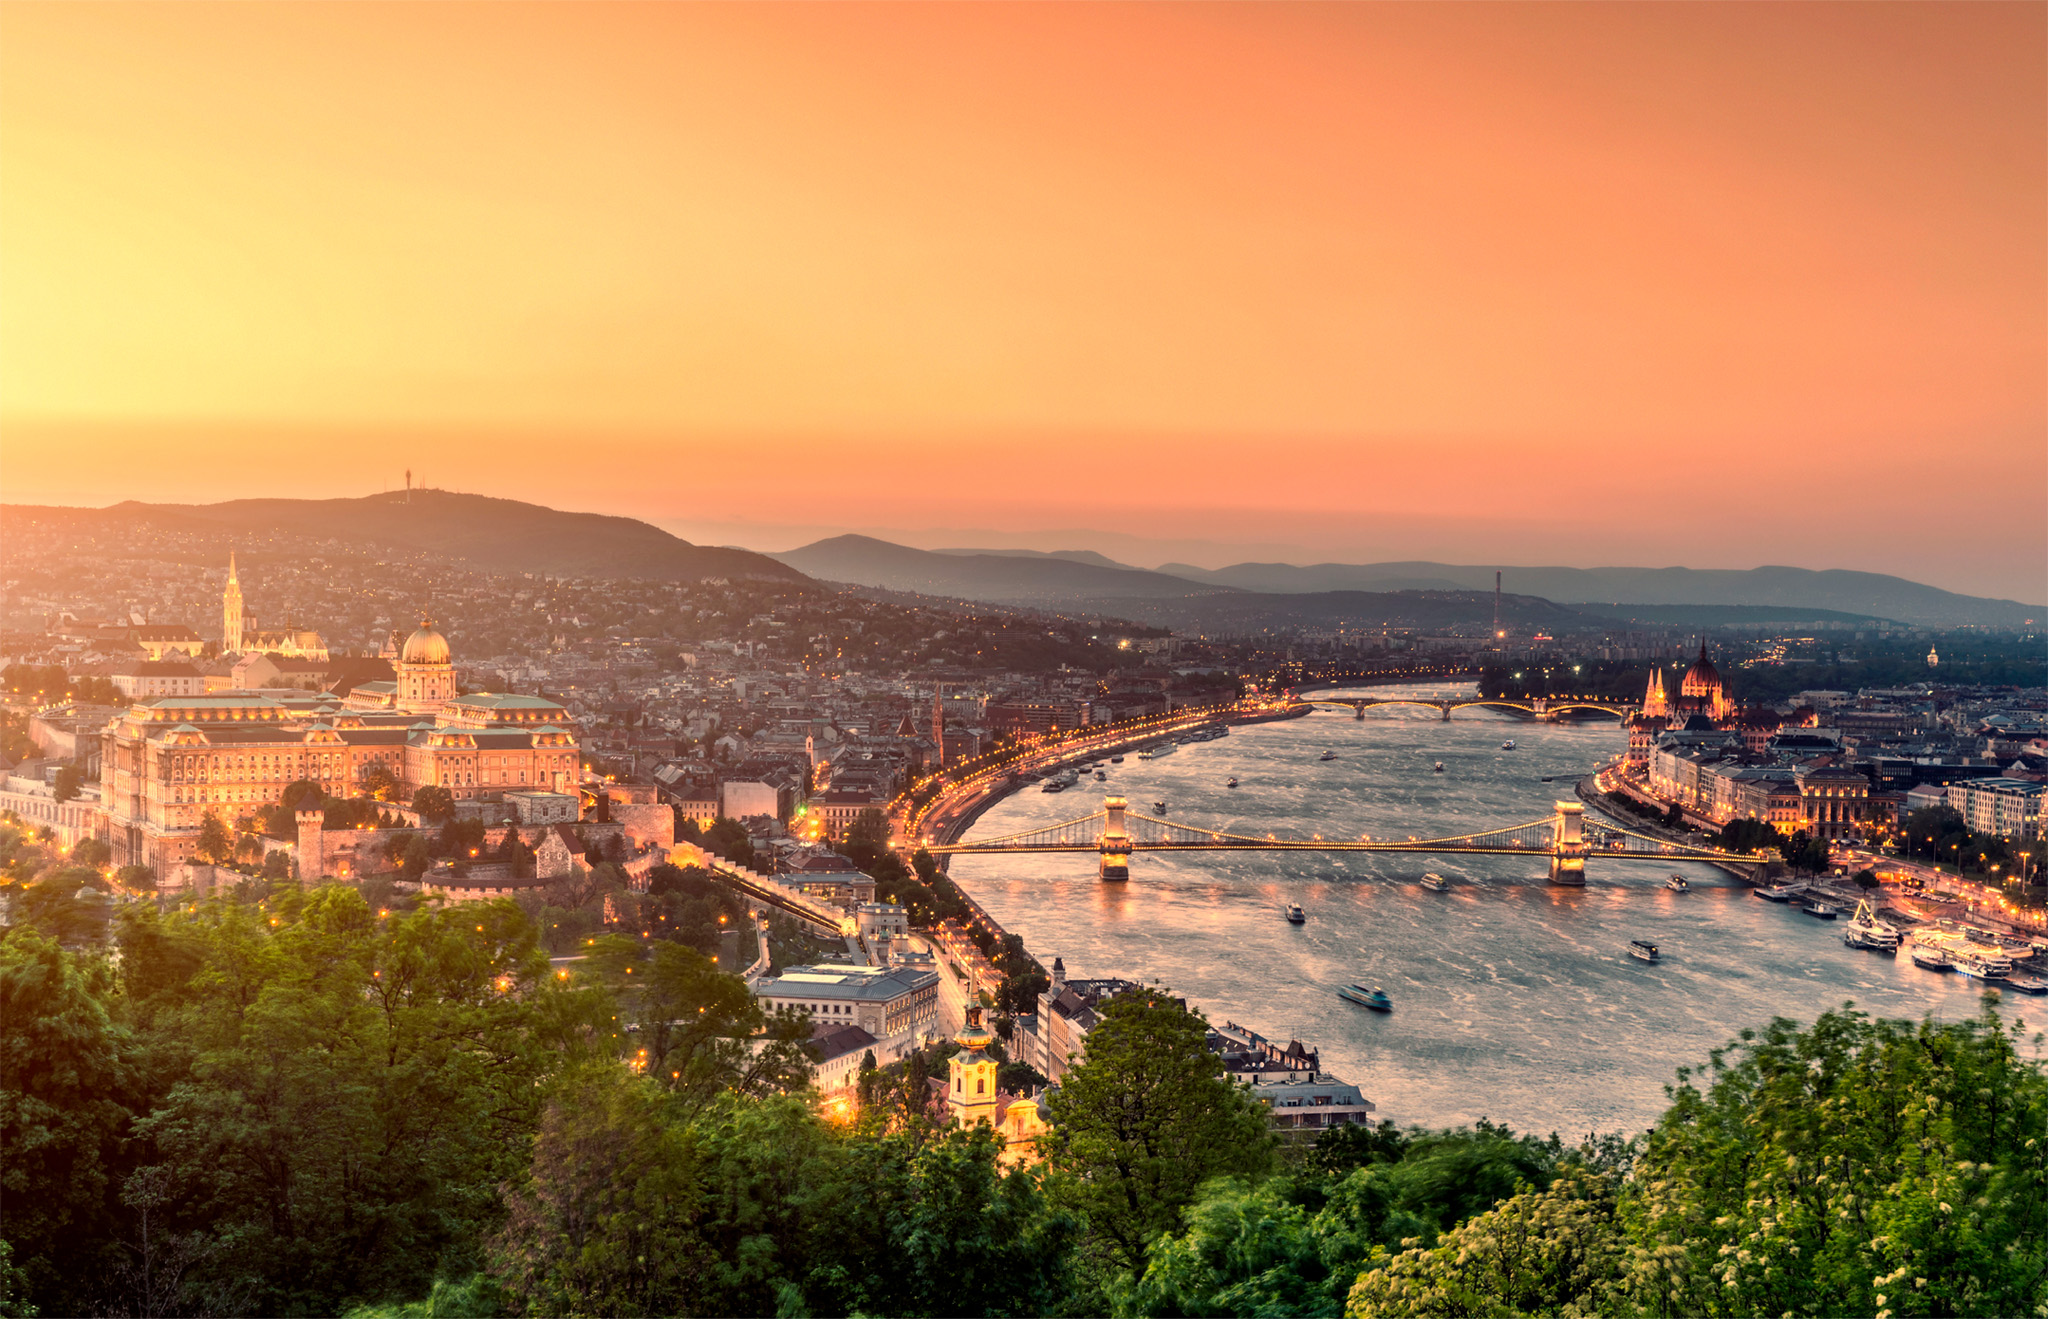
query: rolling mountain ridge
8 493 808 584
779 537 2038 628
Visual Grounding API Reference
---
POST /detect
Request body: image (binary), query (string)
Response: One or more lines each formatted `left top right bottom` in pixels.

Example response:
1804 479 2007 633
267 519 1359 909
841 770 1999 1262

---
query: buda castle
103 610 579 870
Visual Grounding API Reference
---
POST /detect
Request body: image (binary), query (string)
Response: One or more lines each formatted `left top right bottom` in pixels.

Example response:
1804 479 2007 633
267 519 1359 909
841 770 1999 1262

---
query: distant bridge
923 796 1769 884
1294 696 1638 722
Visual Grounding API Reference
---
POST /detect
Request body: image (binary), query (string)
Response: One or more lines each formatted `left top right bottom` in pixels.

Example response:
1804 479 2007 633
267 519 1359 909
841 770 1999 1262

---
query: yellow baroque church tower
948 1004 1001 1127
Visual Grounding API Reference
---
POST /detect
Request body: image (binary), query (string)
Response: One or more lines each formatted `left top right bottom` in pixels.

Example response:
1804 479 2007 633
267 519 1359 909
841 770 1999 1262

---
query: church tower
1641 666 1670 719
221 553 245 654
947 1004 1000 1128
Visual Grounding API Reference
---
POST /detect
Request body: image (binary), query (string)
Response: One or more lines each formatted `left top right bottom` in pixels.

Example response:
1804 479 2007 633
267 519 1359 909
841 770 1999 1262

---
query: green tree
50 766 78 804
411 785 456 823
0 931 134 1312
359 763 401 802
1341 1170 1624 1319
1043 990 1276 1278
1622 1001 2048 1318
193 811 232 864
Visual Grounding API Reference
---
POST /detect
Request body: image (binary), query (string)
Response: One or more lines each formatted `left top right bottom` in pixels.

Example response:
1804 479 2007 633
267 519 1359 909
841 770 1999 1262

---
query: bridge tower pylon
1440 702 1451 721
1353 702 1365 720
1549 800 1586 885
1099 795 1131 882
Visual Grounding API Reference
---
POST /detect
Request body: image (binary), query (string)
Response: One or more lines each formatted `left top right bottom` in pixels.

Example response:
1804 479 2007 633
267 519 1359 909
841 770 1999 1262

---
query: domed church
396 617 457 713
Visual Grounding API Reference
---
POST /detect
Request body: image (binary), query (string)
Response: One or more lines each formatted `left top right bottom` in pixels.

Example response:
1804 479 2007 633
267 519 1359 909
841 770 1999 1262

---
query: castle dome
401 619 451 665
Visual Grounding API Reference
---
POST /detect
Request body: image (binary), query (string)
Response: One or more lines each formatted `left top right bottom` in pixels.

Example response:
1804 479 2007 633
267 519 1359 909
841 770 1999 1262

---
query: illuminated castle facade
103 616 578 869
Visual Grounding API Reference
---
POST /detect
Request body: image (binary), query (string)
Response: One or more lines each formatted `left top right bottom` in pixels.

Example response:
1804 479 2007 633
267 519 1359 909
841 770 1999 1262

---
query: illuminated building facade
219 554 329 659
102 619 578 868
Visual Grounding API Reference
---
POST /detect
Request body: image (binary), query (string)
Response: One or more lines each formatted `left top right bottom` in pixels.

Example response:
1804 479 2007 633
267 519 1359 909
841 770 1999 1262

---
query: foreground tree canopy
2 879 2043 1318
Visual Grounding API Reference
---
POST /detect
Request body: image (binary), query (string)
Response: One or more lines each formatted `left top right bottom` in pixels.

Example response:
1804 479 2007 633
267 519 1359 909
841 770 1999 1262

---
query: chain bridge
922 795 1770 884
1295 696 1638 722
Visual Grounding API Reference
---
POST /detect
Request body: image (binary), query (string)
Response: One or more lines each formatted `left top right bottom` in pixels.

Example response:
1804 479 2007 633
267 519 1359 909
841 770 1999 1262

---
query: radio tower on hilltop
1493 570 1502 642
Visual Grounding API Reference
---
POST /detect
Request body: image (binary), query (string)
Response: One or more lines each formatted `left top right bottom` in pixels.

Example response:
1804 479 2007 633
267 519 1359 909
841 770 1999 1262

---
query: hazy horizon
3 3 2043 599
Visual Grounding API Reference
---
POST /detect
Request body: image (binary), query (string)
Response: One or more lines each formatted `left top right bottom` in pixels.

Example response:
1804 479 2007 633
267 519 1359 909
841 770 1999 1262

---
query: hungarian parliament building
101 561 580 869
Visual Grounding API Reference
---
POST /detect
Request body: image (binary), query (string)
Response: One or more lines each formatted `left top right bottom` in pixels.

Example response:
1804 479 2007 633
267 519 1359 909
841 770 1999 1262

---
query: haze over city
3 2 2043 598
3 7 2047 1319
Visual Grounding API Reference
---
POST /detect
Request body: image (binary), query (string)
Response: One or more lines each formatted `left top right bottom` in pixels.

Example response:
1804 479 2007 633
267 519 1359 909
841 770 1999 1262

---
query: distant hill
933 547 1135 570
1075 589 1585 634
774 535 1230 603
66 492 811 583
1154 561 2039 628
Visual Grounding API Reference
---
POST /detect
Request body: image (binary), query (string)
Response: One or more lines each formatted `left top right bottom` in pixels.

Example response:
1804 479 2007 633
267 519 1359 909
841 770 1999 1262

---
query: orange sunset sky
1 3 2043 600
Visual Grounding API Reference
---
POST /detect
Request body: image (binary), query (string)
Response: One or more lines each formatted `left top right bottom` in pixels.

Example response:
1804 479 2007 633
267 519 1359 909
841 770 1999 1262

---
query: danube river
948 684 2009 1135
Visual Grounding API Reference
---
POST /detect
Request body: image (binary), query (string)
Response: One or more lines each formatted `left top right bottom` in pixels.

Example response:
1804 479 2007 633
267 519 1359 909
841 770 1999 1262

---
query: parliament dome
1682 643 1720 692
401 619 451 665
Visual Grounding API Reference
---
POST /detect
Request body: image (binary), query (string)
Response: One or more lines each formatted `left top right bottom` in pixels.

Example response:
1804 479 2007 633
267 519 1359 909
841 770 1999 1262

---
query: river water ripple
949 684 2022 1134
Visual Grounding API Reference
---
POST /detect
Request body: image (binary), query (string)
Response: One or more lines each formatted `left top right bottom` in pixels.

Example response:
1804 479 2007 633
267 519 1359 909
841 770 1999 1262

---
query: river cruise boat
1433 762 1444 773
1420 873 1449 892
1953 953 2009 982
1628 940 1661 963
2001 973 2048 995
1909 943 1954 972
1753 884 1800 903
1918 930 2016 974
1501 739 1517 751
1802 900 1838 920
1225 777 1239 788
1041 780 1066 793
1153 801 1169 814
1842 901 1900 951
1284 903 1306 924
1338 984 1392 1011
1319 750 1339 761
1665 874 1689 893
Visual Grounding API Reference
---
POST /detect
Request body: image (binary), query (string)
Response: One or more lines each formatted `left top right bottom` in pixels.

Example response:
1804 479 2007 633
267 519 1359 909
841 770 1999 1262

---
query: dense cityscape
5 3 2046 1316
3 492 2045 1315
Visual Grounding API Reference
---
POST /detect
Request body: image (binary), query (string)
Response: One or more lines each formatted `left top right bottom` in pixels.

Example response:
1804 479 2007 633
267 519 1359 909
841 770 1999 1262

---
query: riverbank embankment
917 703 1309 850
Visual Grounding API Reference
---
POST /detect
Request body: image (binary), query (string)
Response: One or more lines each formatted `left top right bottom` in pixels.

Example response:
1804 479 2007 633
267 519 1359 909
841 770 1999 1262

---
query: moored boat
1629 940 1660 963
1802 900 1838 920
2001 973 2048 995
1953 953 2009 982
1337 983 1392 1011
1420 873 1449 892
1842 901 1900 951
1319 750 1339 761
1909 943 1954 972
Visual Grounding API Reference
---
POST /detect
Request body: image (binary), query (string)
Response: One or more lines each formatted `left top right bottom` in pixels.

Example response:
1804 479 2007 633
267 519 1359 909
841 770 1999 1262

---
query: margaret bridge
923 795 1774 884
1295 695 1638 721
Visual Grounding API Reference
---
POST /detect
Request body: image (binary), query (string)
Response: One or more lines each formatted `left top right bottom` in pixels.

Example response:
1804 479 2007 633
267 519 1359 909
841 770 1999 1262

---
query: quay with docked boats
1755 887 2048 993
